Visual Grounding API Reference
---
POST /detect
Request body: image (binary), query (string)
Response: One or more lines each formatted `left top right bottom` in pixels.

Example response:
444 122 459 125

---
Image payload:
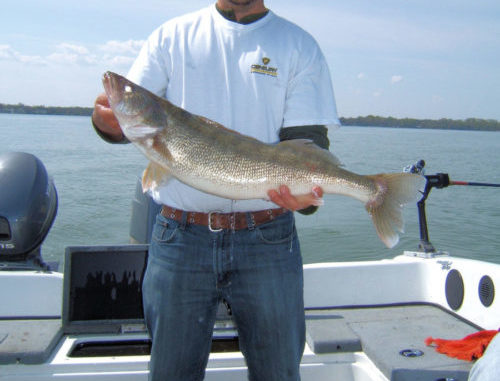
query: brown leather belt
161 205 288 232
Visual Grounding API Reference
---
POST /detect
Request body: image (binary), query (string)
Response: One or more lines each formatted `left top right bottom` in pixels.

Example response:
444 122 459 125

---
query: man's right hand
92 93 125 142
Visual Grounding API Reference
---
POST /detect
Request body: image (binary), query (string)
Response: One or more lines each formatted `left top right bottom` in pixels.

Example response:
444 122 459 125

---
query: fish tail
365 173 425 248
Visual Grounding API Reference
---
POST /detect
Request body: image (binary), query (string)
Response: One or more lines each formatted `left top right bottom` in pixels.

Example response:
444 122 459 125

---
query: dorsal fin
277 139 342 166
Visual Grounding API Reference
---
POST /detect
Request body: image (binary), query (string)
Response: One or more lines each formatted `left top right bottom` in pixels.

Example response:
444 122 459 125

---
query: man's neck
216 0 267 22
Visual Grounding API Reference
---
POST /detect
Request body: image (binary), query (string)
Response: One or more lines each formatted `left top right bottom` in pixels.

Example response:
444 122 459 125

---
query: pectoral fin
142 161 172 193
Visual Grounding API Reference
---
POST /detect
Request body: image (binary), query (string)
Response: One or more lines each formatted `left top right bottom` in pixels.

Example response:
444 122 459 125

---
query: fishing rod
449 180 500 188
404 160 500 188
404 160 500 253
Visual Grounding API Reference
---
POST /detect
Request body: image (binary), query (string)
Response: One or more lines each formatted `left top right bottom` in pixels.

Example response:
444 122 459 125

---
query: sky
1 0 499 120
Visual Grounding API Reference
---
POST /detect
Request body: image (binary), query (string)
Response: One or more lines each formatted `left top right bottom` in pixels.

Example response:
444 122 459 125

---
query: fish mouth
102 71 126 107
101 71 149 138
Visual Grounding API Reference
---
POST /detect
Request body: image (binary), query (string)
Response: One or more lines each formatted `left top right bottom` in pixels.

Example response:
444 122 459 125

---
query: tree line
0 103 93 117
340 115 500 131
1 103 499 131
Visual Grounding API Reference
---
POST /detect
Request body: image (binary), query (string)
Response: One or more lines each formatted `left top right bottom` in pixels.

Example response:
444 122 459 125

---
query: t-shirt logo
251 57 278 77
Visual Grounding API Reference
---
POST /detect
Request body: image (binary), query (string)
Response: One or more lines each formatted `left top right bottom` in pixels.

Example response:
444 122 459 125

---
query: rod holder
417 173 450 253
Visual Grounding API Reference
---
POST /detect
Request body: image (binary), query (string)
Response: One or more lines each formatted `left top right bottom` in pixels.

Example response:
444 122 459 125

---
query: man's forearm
279 125 330 215
91 116 130 144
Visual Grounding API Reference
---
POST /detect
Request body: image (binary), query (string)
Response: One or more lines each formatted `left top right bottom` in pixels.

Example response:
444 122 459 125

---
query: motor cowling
0 152 57 262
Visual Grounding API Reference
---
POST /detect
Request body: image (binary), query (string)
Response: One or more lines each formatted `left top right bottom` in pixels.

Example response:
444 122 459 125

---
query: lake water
1 113 499 267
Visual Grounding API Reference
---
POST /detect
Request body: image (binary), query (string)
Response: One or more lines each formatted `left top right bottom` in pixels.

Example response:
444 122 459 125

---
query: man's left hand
267 185 323 211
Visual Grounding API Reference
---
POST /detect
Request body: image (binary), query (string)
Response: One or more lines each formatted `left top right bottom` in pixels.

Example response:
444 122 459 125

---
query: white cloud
56 43 90 55
0 45 16 60
103 55 136 67
391 75 403 84
99 40 144 55
373 91 382 97
98 40 144 69
46 52 97 65
18 54 47 65
357 72 366 80
0 40 143 68
46 43 97 65
0 44 47 65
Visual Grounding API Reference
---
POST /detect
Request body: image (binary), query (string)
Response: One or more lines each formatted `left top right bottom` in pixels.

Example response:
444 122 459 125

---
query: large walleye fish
102 71 425 248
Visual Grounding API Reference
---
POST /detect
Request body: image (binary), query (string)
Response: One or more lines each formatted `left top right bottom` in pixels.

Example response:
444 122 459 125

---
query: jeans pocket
255 213 295 245
152 215 179 244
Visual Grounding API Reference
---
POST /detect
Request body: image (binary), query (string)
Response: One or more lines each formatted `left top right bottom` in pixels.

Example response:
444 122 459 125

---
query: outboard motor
0 152 57 270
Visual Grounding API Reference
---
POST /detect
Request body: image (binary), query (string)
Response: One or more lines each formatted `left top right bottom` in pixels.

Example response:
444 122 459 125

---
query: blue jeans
142 211 305 381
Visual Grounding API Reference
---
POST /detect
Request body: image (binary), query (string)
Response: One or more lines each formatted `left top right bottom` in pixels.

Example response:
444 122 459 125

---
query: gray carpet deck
306 304 475 380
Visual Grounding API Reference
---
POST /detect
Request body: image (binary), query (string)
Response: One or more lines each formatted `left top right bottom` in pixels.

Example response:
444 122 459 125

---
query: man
468 333 500 381
92 1 339 379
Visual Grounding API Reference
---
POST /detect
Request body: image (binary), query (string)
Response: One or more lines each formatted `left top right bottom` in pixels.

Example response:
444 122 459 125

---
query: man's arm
279 125 330 150
267 125 330 214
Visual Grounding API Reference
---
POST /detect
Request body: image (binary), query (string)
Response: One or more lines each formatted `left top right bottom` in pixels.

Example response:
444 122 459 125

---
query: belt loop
179 211 188 230
229 213 236 232
245 212 256 231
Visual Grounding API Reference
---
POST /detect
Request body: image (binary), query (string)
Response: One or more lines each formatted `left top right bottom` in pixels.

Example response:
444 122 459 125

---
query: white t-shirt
128 4 339 213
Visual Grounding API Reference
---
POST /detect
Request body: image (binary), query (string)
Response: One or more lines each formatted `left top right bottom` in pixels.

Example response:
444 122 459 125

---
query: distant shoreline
339 115 500 132
0 103 93 117
1 103 499 131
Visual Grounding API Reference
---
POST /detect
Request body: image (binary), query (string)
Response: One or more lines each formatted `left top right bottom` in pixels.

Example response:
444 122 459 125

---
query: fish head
102 71 167 141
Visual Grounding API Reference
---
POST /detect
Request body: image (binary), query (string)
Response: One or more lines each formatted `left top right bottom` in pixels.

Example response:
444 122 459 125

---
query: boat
1 151 498 380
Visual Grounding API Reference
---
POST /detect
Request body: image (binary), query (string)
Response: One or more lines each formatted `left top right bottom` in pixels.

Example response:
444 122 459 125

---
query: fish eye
124 85 132 93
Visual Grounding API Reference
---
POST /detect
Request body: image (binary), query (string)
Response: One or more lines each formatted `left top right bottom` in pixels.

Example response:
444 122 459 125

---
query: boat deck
305 304 474 380
0 303 476 380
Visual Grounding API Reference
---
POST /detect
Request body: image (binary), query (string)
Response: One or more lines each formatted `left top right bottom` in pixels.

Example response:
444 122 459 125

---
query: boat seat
0 319 62 364
308 305 474 381
305 313 362 353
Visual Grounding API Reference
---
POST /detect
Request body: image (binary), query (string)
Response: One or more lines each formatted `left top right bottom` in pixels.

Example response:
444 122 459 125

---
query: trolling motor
0 152 58 270
405 160 500 254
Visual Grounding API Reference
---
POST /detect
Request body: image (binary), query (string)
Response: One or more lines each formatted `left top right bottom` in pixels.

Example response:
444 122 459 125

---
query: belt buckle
208 211 224 233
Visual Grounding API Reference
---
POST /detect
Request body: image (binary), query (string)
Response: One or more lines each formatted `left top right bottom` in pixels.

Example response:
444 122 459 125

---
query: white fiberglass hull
1 253 498 381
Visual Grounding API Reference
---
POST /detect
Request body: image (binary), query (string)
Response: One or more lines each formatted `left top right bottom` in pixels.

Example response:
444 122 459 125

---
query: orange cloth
425 330 499 361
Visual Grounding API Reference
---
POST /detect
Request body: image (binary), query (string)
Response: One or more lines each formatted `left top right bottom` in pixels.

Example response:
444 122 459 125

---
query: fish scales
102 71 426 248
161 112 340 199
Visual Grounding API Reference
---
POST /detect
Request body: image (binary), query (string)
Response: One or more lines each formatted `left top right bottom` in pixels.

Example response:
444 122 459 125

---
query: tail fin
365 173 425 248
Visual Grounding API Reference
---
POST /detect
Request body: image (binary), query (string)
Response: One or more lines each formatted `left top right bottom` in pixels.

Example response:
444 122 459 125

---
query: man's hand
267 185 323 211
92 93 124 142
